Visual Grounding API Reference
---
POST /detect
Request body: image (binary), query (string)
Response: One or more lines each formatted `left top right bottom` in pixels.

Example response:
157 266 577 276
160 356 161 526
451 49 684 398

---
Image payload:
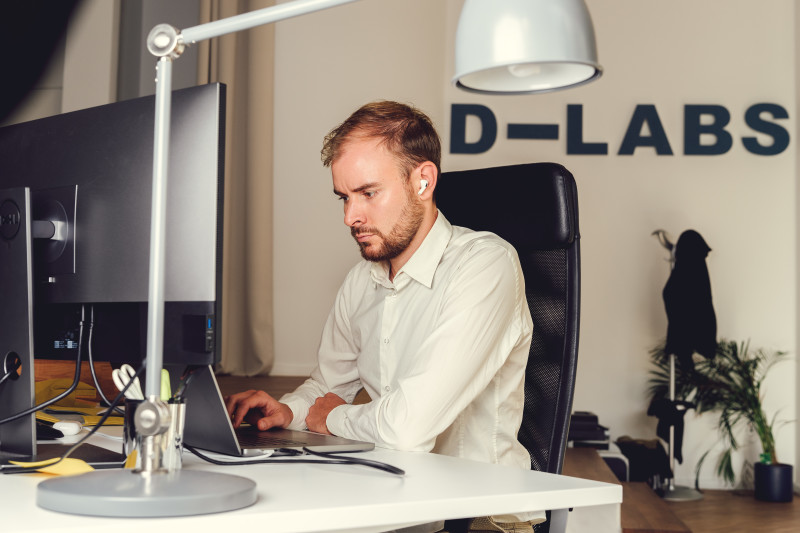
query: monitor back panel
0 83 226 305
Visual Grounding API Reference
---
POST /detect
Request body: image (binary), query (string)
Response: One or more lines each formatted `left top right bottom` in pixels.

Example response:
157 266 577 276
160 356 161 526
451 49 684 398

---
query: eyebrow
333 181 381 197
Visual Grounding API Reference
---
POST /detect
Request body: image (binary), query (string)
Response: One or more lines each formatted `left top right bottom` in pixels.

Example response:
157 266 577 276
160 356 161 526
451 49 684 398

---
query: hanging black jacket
663 230 717 371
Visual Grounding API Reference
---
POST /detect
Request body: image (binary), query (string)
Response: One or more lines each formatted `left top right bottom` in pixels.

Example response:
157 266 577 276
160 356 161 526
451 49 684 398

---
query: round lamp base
37 469 257 517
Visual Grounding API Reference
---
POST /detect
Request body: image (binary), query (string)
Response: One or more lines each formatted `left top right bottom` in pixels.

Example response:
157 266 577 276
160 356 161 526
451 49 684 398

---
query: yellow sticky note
10 457 60 469
10 457 95 476
39 458 95 475
124 450 138 469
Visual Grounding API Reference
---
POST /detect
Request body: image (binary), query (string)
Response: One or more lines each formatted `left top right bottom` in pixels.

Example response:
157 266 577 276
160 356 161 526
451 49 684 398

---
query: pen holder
159 400 186 472
124 398 186 472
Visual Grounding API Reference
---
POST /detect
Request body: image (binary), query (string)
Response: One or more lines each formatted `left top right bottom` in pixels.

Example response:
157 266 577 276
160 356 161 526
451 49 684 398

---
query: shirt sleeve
326 241 529 451
279 270 364 431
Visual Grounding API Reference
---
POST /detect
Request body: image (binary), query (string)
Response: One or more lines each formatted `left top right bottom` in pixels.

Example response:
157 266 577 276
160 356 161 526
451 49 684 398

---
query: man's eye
364 191 376 199
336 196 348 202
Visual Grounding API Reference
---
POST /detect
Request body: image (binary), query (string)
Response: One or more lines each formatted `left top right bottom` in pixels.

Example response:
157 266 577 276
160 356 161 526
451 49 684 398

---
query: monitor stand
0 187 36 460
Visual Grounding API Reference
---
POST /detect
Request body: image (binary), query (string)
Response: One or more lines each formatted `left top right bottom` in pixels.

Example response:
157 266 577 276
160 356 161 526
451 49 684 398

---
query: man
226 101 543 532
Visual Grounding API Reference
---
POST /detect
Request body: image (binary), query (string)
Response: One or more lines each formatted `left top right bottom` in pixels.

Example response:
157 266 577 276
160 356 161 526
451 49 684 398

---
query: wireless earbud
418 179 428 195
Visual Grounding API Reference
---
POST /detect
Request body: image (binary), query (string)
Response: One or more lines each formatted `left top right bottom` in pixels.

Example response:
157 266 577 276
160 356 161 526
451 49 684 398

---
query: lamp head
453 0 602 94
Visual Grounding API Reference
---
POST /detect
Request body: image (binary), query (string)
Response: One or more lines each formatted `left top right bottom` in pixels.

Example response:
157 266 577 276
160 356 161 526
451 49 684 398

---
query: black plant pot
754 462 794 502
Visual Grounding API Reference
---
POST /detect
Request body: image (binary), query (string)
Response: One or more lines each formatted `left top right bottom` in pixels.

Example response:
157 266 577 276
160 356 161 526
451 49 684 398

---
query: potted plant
648 339 793 501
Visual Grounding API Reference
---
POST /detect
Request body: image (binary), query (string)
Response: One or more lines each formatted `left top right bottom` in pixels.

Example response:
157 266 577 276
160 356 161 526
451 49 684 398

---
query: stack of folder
567 411 610 449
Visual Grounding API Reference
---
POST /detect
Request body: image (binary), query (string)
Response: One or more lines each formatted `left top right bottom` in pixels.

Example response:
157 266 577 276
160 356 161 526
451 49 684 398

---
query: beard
351 187 424 263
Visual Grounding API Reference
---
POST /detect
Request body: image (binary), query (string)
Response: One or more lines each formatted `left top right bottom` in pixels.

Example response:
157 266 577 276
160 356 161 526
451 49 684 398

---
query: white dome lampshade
453 0 602 94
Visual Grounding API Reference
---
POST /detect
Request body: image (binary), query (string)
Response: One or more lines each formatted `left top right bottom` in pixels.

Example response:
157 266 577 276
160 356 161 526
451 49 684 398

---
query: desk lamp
36 0 601 517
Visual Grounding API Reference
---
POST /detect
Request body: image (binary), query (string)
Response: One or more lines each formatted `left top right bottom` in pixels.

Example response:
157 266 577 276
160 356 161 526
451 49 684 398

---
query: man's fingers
224 389 257 416
227 391 269 428
232 402 255 428
225 390 291 430
257 415 281 431
258 402 293 431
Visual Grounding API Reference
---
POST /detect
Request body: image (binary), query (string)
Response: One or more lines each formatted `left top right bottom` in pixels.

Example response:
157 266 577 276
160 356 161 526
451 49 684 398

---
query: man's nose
343 199 364 227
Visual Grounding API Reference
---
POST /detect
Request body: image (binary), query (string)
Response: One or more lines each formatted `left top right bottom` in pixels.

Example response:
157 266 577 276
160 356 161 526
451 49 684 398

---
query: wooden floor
217 375 800 532
666 489 800 533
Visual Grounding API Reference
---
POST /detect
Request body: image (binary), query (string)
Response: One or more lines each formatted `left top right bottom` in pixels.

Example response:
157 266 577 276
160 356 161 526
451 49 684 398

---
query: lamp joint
147 23 186 59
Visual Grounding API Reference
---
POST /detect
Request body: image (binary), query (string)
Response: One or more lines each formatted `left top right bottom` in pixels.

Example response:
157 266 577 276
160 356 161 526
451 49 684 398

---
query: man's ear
416 161 438 199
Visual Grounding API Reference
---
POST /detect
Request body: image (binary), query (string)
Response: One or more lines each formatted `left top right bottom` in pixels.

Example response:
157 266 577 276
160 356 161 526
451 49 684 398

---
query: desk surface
3 434 621 533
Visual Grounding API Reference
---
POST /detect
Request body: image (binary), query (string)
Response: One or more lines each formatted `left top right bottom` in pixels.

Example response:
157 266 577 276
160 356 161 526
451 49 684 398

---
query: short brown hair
321 101 441 179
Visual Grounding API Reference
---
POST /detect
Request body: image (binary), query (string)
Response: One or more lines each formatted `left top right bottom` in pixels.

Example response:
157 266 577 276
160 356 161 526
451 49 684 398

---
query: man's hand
306 392 346 434
224 389 293 431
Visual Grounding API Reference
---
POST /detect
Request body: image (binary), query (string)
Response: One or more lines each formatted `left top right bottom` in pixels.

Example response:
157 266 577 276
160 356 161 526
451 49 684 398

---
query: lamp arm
148 0 363 57
143 0 364 397
144 56 172 399
183 0 363 44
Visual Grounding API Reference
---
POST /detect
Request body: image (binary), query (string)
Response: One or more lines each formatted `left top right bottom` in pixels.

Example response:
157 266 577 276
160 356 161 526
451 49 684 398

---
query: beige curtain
197 0 275 375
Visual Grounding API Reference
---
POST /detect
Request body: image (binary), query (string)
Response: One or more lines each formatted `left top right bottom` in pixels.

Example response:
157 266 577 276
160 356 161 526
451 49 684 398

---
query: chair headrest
437 163 580 250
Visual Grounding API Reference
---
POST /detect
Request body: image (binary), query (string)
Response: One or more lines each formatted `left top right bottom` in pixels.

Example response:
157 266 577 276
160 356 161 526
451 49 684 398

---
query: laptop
182 366 374 457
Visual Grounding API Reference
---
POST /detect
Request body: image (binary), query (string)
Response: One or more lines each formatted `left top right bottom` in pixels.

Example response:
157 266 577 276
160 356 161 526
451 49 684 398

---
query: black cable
302 447 406 475
0 358 21 387
184 444 405 476
0 313 86 426
4 363 143 473
84 305 125 416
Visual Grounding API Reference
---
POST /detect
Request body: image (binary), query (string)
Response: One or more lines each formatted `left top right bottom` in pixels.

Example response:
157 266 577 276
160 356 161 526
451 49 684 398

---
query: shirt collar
370 210 452 289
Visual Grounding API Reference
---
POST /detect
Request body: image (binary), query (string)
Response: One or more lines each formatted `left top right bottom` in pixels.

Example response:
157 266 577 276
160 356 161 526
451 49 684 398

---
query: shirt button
384 386 391 392
384 338 389 344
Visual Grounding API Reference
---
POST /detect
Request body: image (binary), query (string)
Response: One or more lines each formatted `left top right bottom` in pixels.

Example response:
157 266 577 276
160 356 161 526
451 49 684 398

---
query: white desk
3 436 621 533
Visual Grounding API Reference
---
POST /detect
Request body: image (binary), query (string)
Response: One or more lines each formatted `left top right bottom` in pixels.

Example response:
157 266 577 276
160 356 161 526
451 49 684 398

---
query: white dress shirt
281 211 541 523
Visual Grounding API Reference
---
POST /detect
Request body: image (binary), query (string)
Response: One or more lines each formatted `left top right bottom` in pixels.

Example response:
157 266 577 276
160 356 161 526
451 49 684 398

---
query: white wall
272 0 797 489
795 0 800 494
61 0 120 113
580 0 796 490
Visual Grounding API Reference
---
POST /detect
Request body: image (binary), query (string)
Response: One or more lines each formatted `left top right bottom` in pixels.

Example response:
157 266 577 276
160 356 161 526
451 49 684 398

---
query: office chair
436 163 581 533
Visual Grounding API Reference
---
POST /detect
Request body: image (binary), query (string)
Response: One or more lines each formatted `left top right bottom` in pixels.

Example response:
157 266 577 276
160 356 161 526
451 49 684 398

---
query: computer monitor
0 83 227 459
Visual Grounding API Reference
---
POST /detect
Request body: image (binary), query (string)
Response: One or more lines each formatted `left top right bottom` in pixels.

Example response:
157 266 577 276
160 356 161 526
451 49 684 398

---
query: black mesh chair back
437 163 581 532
